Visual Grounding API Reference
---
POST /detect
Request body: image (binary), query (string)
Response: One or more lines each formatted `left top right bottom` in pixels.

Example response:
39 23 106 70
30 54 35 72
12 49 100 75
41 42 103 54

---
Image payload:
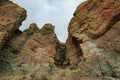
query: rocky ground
0 0 120 80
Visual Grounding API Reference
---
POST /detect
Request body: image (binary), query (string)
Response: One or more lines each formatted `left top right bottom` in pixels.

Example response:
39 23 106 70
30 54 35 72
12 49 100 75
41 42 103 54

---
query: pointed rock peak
40 23 55 34
29 23 39 32
41 23 54 31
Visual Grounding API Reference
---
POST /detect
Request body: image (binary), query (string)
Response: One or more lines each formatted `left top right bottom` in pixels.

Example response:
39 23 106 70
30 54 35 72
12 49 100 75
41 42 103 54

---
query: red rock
66 0 120 77
68 0 120 39
0 0 120 79
0 0 26 50
12 24 59 64
96 21 120 52
29 23 39 32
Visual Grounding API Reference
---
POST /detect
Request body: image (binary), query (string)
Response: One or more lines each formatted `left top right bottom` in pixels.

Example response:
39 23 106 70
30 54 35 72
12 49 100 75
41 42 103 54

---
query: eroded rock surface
0 0 26 50
66 0 120 78
0 1 61 79
0 0 120 80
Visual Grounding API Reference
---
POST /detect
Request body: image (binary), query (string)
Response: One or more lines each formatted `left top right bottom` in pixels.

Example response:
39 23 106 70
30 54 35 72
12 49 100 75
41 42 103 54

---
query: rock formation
0 0 26 50
0 0 120 80
66 0 120 78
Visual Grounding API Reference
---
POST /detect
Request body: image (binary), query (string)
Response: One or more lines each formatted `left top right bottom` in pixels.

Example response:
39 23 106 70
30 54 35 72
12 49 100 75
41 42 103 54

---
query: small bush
41 75 49 80
69 64 77 70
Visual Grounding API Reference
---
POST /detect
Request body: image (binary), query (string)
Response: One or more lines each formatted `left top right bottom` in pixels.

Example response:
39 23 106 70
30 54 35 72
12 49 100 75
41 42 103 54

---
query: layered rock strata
0 1 61 79
66 0 120 78
0 0 120 80
0 0 26 50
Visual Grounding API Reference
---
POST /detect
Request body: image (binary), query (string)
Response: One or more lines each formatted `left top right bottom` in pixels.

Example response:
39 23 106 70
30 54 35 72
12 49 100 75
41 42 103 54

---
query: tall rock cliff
0 0 120 80
66 0 120 78
0 0 26 50
0 0 61 79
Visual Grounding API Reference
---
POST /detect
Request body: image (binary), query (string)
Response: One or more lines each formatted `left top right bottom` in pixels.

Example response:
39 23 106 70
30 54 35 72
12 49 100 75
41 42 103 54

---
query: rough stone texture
0 22 59 68
0 1 62 79
69 0 120 39
54 42 69 66
0 0 26 50
66 0 120 78
29 23 39 32
0 0 120 80
0 22 62 79
96 21 120 53
66 35 82 65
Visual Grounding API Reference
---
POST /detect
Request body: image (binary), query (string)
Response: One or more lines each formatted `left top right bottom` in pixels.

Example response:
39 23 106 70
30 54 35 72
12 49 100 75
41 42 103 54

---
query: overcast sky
11 0 85 42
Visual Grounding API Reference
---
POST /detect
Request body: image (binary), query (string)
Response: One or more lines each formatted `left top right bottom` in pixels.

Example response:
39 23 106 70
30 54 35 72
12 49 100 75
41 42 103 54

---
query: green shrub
41 75 49 80
69 64 77 70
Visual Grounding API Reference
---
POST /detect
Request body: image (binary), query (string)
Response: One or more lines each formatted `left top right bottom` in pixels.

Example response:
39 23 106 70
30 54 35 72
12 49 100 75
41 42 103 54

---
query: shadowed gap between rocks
54 37 83 68
54 43 70 68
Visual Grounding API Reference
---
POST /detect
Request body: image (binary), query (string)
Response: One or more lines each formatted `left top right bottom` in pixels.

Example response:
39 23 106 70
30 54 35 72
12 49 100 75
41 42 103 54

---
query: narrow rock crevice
54 43 70 68
67 36 83 65
54 36 83 68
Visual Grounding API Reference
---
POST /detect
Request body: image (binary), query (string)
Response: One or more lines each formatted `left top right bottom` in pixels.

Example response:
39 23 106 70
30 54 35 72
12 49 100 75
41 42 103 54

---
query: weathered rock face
0 22 60 69
0 0 120 80
68 0 120 39
66 0 120 78
0 1 61 79
0 0 26 50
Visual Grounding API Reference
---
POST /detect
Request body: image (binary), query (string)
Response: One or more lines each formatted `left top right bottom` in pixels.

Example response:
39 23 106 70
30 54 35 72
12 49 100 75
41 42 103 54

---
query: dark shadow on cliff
0 30 24 74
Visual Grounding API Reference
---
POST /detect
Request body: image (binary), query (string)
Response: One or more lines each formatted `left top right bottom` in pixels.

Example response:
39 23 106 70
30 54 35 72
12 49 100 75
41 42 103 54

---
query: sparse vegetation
69 64 77 70
78 69 85 75
41 75 49 80
30 73 36 79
